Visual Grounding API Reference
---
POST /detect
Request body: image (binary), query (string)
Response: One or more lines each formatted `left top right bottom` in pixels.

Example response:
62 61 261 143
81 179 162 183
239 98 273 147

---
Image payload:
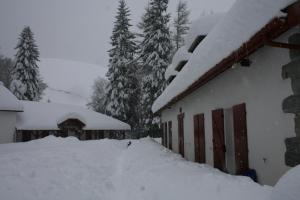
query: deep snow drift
0 136 273 200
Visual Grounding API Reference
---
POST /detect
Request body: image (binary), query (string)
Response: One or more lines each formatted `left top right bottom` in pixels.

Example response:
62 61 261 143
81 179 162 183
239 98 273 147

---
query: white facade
0 82 23 144
0 111 17 144
160 29 297 186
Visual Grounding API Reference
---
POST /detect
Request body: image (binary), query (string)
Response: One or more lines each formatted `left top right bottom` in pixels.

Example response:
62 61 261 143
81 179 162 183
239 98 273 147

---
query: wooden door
233 103 249 174
194 114 206 163
212 109 226 171
178 113 185 157
168 121 172 150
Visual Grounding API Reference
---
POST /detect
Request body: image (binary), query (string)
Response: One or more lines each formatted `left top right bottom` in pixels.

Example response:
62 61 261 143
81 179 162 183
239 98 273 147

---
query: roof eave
0 109 24 113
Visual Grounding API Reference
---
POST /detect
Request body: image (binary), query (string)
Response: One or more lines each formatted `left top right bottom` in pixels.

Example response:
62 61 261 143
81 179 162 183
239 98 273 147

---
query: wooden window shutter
233 103 249 174
164 122 168 147
161 123 164 146
194 114 206 163
168 121 173 150
178 113 185 157
212 109 226 171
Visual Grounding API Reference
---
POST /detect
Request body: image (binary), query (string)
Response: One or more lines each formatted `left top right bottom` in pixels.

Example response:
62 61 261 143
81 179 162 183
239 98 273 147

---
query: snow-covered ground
39 58 107 107
0 136 273 200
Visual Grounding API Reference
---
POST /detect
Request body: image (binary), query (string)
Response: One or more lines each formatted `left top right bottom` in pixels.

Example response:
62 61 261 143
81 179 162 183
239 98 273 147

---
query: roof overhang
0 110 24 113
154 1 300 115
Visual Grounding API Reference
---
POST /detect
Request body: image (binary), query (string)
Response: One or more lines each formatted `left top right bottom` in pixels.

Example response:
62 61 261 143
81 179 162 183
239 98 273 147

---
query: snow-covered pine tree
10 26 44 101
173 0 190 50
88 77 108 114
139 0 172 130
0 55 14 88
105 0 139 128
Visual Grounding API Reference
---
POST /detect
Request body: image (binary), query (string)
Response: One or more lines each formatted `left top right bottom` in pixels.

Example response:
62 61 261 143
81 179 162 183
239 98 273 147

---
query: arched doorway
57 119 85 139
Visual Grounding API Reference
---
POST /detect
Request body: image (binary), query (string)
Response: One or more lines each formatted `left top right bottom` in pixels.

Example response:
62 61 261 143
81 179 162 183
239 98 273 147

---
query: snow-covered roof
185 13 224 50
153 0 296 113
57 112 87 125
16 101 131 130
0 82 23 112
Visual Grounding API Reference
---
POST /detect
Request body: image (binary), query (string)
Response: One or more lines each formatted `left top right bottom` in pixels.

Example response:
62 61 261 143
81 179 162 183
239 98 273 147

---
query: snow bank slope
39 58 107 107
0 137 271 200
271 165 300 200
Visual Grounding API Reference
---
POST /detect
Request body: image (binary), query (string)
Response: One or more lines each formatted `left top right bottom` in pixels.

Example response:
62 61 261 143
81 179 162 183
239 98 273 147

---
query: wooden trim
265 40 300 50
0 110 23 112
154 2 300 115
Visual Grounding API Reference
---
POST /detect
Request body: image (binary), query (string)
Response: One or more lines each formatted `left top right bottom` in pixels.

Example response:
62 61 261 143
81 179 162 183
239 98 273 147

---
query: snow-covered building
153 0 300 185
0 83 130 143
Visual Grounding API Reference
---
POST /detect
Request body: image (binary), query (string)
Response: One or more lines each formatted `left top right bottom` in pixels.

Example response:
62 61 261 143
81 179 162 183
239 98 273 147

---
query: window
175 60 188 72
188 35 206 53
212 103 249 175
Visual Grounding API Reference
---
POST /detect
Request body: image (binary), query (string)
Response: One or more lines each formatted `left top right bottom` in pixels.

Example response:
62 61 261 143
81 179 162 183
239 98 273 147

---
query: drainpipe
282 33 300 167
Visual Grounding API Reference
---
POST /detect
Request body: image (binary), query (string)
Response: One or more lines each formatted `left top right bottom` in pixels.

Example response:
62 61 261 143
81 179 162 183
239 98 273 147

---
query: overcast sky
0 0 235 67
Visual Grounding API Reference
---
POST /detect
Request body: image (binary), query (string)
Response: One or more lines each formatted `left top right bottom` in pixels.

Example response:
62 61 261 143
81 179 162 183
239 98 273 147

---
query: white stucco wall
0 111 17 144
161 28 298 186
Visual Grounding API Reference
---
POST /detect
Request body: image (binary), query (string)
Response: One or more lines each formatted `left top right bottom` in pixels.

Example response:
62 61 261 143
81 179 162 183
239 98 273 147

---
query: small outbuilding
15 101 130 141
0 83 130 143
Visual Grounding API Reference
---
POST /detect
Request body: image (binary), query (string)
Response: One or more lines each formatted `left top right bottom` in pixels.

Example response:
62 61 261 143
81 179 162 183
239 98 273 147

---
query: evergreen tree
88 77 108 114
105 0 139 128
0 55 14 88
139 0 172 130
173 0 190 50
10 26 44 101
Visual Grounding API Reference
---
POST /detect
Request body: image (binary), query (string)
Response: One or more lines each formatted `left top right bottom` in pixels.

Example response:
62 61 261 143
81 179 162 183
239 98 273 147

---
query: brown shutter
161 123 164 146
164 122 168 147
212 109 226 171
233 103 249 174
168 121 172 150
194 114 206 163
178 113 185 157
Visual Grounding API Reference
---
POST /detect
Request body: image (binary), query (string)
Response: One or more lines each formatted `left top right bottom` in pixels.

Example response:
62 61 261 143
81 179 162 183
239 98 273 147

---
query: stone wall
282 33 300 167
